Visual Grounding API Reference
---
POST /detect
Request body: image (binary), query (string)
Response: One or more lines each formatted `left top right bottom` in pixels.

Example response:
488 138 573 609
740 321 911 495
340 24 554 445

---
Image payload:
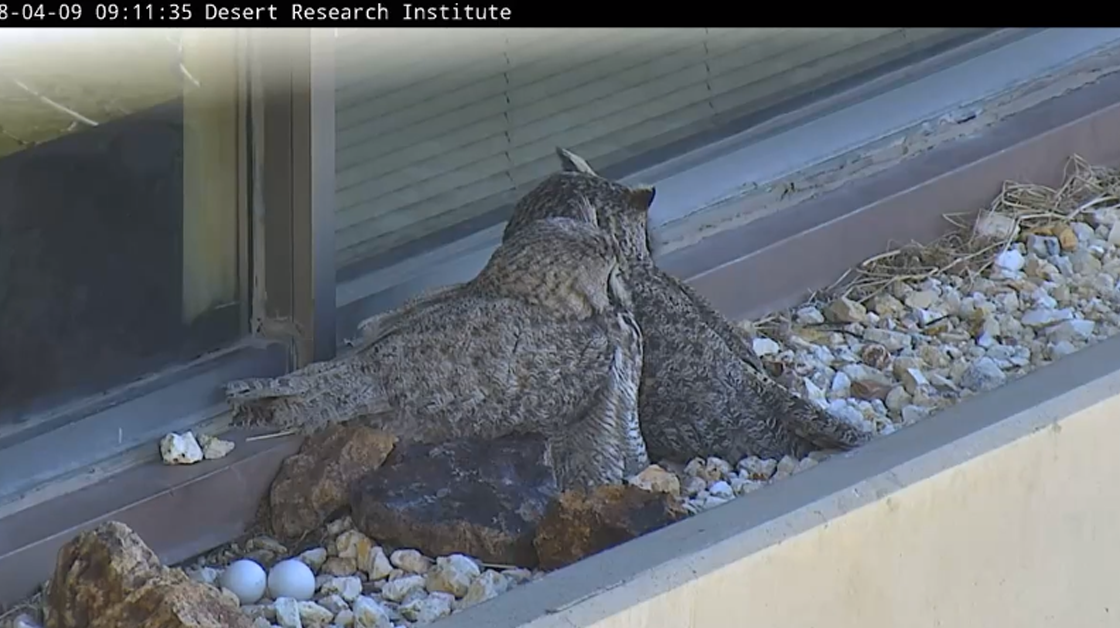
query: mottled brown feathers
502 148 871 463
226 217 648 490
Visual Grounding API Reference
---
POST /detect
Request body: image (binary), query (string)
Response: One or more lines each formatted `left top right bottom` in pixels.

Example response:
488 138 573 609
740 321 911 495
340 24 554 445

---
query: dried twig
245 429 299 442
767 154 1120 324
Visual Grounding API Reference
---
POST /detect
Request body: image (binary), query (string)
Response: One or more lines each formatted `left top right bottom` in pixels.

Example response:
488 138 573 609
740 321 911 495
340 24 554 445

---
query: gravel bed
180 516 542 628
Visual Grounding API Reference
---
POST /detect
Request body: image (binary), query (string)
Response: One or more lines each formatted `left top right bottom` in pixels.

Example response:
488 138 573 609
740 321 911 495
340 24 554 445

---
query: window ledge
0 341 289 515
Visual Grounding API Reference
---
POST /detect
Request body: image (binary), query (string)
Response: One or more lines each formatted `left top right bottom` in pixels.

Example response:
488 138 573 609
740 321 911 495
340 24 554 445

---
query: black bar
0 3 992 26
0 0 524 26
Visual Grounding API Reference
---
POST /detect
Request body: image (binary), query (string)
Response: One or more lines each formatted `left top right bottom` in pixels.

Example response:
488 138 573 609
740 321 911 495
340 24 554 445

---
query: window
0 30 246 427
331 28 991 277
329 28 998 340
0 29 329 512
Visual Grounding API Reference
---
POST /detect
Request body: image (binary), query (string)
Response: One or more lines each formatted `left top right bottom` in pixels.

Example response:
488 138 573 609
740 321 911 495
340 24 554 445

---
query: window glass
332 28 992 277
0 29 245 426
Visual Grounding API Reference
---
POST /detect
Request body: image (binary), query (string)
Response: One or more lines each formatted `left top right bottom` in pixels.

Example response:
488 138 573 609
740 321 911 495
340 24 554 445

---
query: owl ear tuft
628 184 656 211
556 147 598 175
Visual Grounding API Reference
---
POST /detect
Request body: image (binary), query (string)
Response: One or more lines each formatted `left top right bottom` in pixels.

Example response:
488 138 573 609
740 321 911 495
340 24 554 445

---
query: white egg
218 559 267 604
267 558 316 600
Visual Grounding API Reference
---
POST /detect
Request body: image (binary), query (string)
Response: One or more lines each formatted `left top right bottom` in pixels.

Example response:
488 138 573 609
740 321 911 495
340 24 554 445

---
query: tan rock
533 485 686 571
825 297 867 324
45 521 252 628
268 424 397 539
973 211 1018 240
1058 226 1079 251
626 464 681 497
850 379 892 402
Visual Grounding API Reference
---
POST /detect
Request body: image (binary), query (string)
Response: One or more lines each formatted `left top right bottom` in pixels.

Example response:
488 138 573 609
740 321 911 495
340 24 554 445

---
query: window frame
0 28 336 513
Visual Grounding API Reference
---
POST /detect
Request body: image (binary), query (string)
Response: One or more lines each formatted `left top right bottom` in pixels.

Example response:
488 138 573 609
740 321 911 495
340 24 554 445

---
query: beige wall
581 399 1119 627
442 334 1120 628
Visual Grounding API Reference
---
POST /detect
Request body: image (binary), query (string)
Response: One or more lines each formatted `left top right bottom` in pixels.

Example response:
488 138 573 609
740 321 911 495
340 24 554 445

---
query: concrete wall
581 377 1119 627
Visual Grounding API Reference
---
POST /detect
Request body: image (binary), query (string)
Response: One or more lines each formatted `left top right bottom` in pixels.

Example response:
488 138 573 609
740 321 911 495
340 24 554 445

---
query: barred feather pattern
499 148 873 463
225 217 648 490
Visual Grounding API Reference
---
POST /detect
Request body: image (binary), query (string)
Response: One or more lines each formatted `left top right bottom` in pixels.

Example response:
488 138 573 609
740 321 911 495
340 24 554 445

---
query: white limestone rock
159 431 203 465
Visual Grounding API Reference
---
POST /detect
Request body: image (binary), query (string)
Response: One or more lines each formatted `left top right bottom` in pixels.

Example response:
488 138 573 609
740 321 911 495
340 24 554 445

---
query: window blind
334 28 986 270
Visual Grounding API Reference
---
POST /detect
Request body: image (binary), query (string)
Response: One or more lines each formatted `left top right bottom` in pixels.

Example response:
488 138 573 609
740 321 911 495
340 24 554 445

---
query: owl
500 147 872 463
226 211 648 491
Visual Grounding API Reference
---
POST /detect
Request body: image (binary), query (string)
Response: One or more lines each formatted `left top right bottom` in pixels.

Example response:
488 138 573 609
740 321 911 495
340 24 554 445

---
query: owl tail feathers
224 357 386 434
779 394 874 452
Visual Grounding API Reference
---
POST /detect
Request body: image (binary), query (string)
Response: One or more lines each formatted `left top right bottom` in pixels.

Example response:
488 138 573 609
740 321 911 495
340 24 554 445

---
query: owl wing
353 283 465 349
659 270 766 372
657 268 868 451
366 294 646 489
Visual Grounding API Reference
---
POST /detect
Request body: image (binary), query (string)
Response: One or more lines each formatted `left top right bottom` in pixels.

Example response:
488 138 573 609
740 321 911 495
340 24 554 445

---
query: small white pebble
159 431 203 465
198 434 236 460
734 477 764 495
400 591 454 624
737 456 777 480
365 546 393 580
389 549 431 574
682 475 707 496
186 566 221 587
699 494 731 510
795 306 826 325
994 249 1025 272
708 480 734 499
316 593 349 614
352 595 393 628
460 570 511 607
425 554 481 597
773 455 798 479
380 574 426 602
335 530 374 561
752 336 781 356
298 547 328 572
320 575 363 603
274 597 302 628
704 456 733 479
325 517 353 536
241 604 275 623
297 600 335 626
502 568 532 585
320 557 358 577
334 608 356 627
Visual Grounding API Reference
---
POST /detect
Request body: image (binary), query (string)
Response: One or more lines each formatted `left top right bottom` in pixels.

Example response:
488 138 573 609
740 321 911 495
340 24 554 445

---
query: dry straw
754 154 1120 335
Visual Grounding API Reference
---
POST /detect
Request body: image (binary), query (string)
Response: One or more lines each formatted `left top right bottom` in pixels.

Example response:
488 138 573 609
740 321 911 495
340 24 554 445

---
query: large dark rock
534 485 686 570
350 433 560 567
45 521 252 628
268 423 398 540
